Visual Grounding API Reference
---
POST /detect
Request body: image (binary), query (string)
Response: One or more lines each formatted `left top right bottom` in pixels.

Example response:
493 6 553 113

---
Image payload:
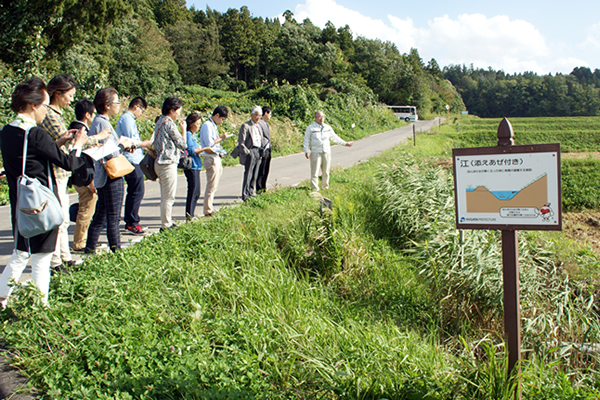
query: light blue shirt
200 118 223 157
116 110 143 165
186 130 203 170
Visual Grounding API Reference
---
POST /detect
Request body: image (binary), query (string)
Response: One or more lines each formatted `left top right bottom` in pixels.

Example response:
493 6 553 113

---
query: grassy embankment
1 115 600 398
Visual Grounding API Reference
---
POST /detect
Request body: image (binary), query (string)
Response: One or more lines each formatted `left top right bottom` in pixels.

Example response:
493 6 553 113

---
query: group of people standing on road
0 74 353 309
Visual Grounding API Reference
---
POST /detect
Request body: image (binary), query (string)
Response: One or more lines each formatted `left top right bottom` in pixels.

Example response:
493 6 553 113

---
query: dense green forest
445 64 600 118
0 0 464 118
2 1 599 120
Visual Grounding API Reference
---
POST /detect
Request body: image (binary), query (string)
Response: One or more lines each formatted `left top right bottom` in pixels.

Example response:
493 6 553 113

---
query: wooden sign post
497 119 522 385
452 118 562 399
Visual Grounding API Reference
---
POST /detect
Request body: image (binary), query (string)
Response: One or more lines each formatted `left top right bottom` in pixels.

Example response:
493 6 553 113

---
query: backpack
68 121 94 187
70 152 95 187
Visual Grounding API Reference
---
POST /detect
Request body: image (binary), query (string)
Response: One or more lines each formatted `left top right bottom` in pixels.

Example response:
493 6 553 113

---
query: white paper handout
83 139 121 161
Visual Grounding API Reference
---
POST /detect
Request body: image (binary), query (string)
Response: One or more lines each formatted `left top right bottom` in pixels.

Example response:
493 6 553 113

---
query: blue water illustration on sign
466 188 519 200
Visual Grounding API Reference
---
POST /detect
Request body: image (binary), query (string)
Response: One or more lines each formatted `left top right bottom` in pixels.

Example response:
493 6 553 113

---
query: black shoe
51 262 70 275
159 225 176 233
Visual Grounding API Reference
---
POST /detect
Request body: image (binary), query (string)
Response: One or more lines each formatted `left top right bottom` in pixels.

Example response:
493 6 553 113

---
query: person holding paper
200 105 229 217
68 99 111 252
153 97 188 231
237 106 263 201
39 74 78 270
116 97 152 235
85 87 125 253
183 112 212 221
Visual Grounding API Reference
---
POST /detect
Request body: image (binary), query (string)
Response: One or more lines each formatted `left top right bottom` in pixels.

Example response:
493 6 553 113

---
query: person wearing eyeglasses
237 106 264 201
200 105 229 217
85 87 126 254
153 97 188 231
68 99 99 253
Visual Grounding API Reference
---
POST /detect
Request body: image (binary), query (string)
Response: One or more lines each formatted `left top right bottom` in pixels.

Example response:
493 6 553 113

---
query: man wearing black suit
256 106 272 193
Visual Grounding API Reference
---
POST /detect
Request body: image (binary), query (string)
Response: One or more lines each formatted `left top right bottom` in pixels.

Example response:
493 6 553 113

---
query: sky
188 0 600 75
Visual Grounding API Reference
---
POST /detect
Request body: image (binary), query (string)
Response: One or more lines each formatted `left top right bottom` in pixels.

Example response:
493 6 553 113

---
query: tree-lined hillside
0 0 464 117
445 64 600 118
3 1 599 119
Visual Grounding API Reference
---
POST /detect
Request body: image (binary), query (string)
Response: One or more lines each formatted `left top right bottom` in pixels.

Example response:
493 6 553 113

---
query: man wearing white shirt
237 106 264 201
200 105 229 216
303 110 353 191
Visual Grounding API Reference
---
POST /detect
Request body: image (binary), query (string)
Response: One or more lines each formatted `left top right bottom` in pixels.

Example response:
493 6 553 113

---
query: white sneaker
96 244 110 254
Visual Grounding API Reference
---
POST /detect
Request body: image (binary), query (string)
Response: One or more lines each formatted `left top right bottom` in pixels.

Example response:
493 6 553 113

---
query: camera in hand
119 143 136 153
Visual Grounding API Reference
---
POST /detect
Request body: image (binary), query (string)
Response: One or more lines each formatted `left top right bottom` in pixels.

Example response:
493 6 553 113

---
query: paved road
0 119 439 279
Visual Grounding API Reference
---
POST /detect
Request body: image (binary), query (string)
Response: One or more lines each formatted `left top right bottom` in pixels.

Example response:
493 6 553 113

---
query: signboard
453 143 561 231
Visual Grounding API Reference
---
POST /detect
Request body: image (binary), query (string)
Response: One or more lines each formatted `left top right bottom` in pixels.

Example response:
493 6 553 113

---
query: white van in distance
388 106 418 122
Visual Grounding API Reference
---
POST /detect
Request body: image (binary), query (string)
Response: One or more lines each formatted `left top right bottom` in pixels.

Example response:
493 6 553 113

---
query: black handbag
140 152 158 181
177 150 193 170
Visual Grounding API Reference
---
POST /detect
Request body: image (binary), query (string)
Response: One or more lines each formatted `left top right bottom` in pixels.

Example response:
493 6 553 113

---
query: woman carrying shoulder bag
85 87 131 254
153 97 187 231
183 112 212 221
0 77 88 308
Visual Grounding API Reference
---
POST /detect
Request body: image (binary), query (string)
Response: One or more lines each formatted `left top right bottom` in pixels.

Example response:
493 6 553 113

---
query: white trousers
0 249 53 306
155 162 178 228
309 152 331 191
51 177 72 265
203 156 223 215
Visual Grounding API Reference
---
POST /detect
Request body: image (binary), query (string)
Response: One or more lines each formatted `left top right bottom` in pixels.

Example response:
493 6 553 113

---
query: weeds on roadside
375 153 600 375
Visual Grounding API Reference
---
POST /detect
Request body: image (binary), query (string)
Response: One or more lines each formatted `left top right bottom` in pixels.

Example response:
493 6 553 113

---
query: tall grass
1 191 466 399
374 152 600 376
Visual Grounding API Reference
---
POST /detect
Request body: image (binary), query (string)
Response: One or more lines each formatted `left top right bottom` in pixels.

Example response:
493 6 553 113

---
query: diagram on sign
466 173 550 218
453 148 560 228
